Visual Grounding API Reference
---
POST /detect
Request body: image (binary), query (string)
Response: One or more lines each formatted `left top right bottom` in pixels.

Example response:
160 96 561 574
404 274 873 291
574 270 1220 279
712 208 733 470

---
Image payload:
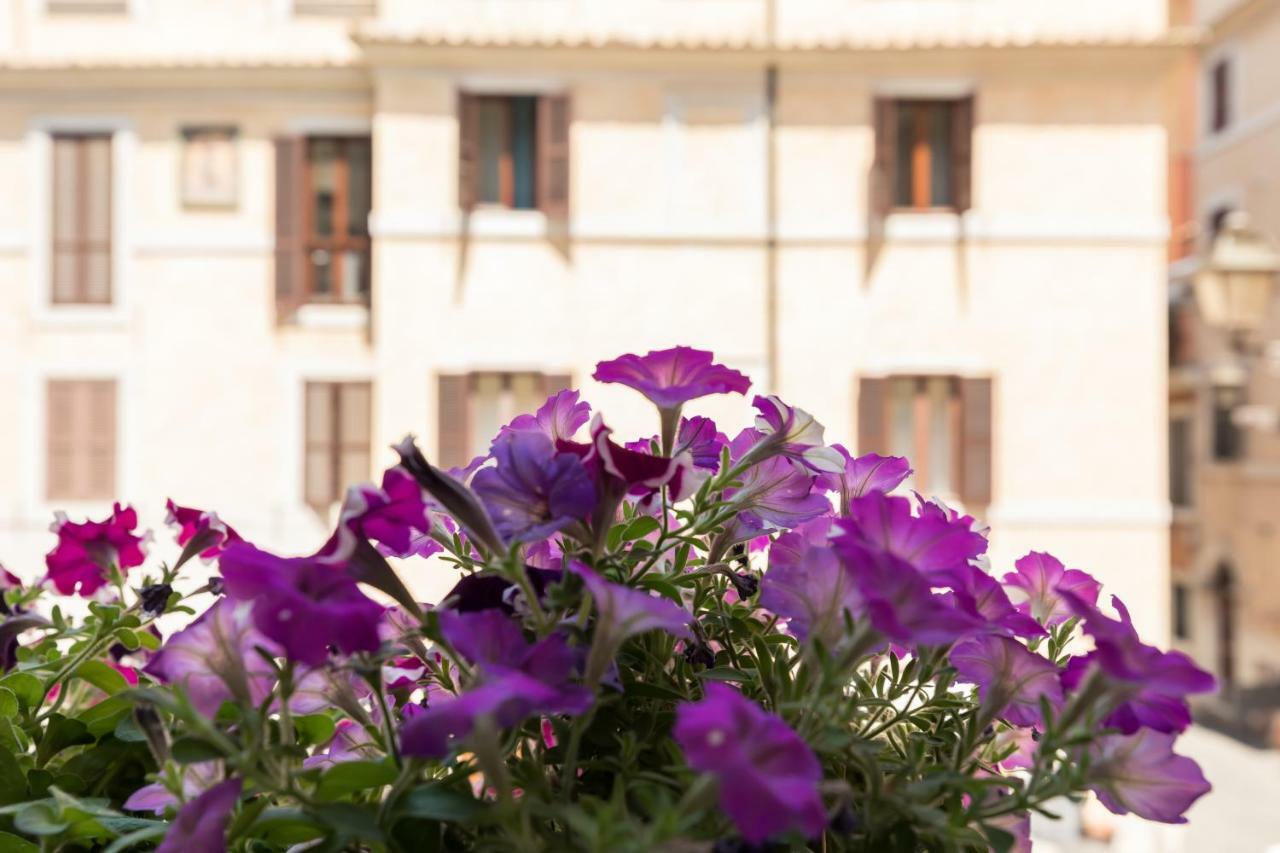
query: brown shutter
47 380 115 500
338 382 373 491
274 137 306 324
458 94 479 211
959 377 993 506
951 95 974 213
46 382 76 499
304 383 335 508
544 373 572 395
537 94 571 220
871 98 898 219
857 377 888 455
437 374 470 470
85 380 116 499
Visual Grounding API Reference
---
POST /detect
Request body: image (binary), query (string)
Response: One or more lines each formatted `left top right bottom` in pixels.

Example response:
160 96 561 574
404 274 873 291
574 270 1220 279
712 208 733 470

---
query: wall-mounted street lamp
1194 211 1280 350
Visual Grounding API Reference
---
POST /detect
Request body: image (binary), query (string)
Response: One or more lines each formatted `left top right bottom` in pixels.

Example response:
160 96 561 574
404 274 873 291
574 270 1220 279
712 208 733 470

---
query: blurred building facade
0 0 1182 635
1169 0 1280 742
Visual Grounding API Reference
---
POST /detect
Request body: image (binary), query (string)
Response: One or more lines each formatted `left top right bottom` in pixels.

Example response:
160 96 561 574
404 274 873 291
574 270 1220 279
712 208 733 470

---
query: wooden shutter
437 374 470 470
47 380 115 500
857 377 888 455
537 94 571 220
959 377 993 506
951 96 974 213
51 135 112 305
337 383 372 491
458 94 479 211
274 137 306 324
304 383 335 508
544 373 572 395
871 98 897 219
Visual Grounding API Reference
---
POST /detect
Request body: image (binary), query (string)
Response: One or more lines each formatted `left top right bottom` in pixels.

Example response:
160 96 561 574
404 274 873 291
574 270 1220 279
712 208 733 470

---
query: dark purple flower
45 503 148 596
950 635 1062 727
945 564 1046 639
317 467 441 563
219 543 384 666
155 778 241 853
1087 729 1210 823
626 416 726 472
436 567 563 615
472 432 597 543
165 500 242 562
674 683 826 844
499 389 591 445
725 430 830 533
751 395 844 473
841 492 987 580
1001 552 1100 626
593 346 750 411
816 447 912 513
761 518 861 647
1060 593 1214 734
437 608 530 671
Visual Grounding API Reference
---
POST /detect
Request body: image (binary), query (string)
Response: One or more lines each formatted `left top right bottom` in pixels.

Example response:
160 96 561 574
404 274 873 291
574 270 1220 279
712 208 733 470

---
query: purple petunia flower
816 446 912 514
124 762 222 815
570 561 692 644
155 778 241 853
593 346 750 412
45 503 149 597
944 564 1046 639
219 543 384 666
317 467 441 563
1001 552 1101 626
1060 593 1215 734
950 635 1063 727
1086 728 1211 823
472 432 597 544
724 429 830 534
673 683 826 844
840 492 987 580
499 389 592 445
626 416 727 473
751 395 845 473
761 518 861 647
164 500 242 562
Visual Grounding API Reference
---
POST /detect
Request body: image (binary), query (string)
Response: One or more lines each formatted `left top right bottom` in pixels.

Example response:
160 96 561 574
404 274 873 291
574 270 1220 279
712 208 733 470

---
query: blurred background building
0 0 1182 642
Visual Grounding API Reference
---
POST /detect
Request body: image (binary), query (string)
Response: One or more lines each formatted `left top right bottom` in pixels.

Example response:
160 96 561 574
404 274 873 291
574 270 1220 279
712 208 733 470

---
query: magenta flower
593 346 750 411
950 635 1062 727
318 467 440 563
725 430 830 533
841 492 987 580
472 432 597 543
219 543 384 666
45 503 149 596
155 778 241 853
945 564 1046 639
1001 552 1101 626
761 518 862 647
626 416 726 472
1086 729 1210 823
1060 593 1214 734
164 500 242 562
673 683 826 844
499 389 591 445
816 446 912 513
751 395 845 473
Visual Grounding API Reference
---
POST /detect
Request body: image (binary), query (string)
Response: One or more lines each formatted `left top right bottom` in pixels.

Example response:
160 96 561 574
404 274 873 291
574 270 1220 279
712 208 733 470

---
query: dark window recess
1169 417 1194 507
51 133 112 305
1173 583 1191 640
1211 59 1232 134
1212 385 1245 461
459 93 571 217
304 382 372 508
879 98 973 211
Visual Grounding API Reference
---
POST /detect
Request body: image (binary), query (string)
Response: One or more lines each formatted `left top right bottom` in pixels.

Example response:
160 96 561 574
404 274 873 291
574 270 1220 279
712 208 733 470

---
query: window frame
470 95 539 211
301 136 372 306
303 381 372 509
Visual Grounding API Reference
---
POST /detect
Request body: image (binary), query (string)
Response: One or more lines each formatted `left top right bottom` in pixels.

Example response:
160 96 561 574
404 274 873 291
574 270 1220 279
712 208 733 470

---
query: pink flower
165 499 242 562
1001 551 1100 626
593 346 750 412
45 503 148 596
1087 729 1210 823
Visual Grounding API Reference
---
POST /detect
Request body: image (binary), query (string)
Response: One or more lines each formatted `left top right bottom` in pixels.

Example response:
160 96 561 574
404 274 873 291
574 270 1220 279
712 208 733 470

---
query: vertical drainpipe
764 0 779 392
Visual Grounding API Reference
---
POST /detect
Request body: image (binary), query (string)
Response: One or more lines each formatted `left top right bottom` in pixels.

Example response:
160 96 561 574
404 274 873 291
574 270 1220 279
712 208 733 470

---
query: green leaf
293 714 336 748
111 715 146 744
170 737 224 764
0 674 43 710
312 802 383 842
696 667 751 684
0 748 27 805
316 760 397 800
134 631 161 652
73 661 129 696
13 803 68 836
983 825 1016 853
248 808 326 845
619 516 660 543
77 696 132 738
110 629 140 652
0 831 38 853
37 715 93 766
393 785 484 824
101 824 168 853
0 690 17 721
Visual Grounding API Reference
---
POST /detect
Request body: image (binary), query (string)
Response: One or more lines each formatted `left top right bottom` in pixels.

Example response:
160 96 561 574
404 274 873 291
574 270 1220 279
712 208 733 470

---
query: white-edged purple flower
751 395 845 473
1001 551 1100 626
498 389 591 445
45 503 149 597
724 429 830 534
164 500 243 562
950 635 1062 727
472 431 597 544
1086 728 1210 823
816 446 912 513
673 683 826 844
593 346 750 412
317 467 441 563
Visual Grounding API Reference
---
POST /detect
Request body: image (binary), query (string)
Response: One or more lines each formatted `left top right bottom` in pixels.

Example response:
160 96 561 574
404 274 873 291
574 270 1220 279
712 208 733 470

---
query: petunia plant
0 346 1213 852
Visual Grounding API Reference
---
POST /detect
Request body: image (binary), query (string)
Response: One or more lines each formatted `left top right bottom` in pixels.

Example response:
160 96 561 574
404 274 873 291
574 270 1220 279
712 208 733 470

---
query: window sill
294 303 370 330
465 208 549 239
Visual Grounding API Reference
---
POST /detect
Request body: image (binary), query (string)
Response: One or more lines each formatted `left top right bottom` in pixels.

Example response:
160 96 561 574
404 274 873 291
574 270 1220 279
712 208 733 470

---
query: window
857 375 992 505
1210 58 1232 134
436 372 572 469
1169 416 1193 507
304 382 371 508
873 97 973 213
46 380 116 501
1173 583 1190 640
1212 385 1245 462
51 133 112 305
458 93 571 217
